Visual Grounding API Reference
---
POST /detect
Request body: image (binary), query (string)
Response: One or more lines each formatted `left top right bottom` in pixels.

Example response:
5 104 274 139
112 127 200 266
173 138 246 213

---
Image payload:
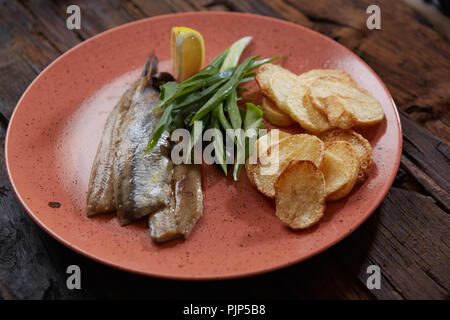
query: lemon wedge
171 26 205 81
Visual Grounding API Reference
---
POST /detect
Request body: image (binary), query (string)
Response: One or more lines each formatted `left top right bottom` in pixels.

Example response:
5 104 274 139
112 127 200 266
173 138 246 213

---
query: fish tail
141 53 159 79
141 56 152 79
137 54 159 92
149 53 158 79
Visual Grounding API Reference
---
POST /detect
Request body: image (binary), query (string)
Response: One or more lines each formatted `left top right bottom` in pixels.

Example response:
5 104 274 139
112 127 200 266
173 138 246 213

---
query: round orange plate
5 12 402 280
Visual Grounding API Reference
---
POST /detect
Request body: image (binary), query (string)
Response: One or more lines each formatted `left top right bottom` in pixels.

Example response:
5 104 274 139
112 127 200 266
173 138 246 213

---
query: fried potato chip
321 151 348 196
256 64 382 131
246 161 257 187
245 129 291 187
320 129 373 183
328 174 357 201
275 160 325 229
256 65 362 133
253 134 324 198
287 69 358 133
294 70 358 132
261 97 295 127
255 63 299 110
320 95 357 129
322 141 358 201
256 64 331 133
299 69 358 87
285 83 331 133
307 77 384 127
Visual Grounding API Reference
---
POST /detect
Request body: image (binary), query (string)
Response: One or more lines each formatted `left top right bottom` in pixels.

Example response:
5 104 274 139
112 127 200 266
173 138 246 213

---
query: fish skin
114 76 173 226
86 83 137 217
148 192 180 243
149 164 203 243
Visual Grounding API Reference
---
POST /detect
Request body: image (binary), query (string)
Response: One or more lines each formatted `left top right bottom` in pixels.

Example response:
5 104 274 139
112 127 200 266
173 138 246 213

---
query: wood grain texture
0 127 88 299
400 111 450 201
0 0 448 300
400 155 449 211
333 187 449 299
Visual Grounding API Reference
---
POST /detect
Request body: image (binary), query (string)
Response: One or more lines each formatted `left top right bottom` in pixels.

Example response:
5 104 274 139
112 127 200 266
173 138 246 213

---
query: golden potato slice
253 134 324 198
307 77 384 127
328 175 357 201
299 71 358 131
246 129 291 187
320 129 373 183
261 97 295 127
286 69 358 133
256 64 382 131
299 69 358 87
256 64 331 133
305 81 357 129
321 151 348 196
255 63 299 111
286 84 331 133
322 141 358 201
275 160 325 229
318 95 357 129
246 161 257 187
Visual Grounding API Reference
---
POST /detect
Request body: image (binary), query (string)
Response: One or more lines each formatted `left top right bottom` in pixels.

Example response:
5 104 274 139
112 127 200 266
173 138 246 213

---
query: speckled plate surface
5 12 401 280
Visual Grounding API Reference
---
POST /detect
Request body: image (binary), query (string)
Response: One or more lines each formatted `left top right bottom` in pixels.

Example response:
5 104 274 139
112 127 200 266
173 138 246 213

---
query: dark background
0 0 448 300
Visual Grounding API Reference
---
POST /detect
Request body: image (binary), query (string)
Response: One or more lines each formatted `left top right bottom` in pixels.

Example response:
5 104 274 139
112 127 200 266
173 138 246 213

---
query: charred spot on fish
152 72 175 90
49 202 61 208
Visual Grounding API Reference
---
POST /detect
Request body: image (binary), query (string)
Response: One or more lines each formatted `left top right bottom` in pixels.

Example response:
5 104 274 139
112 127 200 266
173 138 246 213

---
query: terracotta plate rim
5 11 402 280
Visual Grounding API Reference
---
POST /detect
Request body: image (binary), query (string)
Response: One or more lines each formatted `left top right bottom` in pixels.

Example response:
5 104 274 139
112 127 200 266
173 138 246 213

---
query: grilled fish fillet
86 83 137 217
149 164 203 243
114 61 173 226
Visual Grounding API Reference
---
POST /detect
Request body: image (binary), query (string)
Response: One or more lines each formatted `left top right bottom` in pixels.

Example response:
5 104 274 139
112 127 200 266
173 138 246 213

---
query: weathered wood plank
0 126 89 299
0 1 62 120
34 246 374 300
226 0 283 18
0 1 61 72
48 0 145 39
400 111 450 198
129 0 177 16
400 155 450 211
334 187 449 299
248 0 314 27
131 0 226 15
284 251 375 300
0 48 38 121
0 0 150 120
19 0 83 52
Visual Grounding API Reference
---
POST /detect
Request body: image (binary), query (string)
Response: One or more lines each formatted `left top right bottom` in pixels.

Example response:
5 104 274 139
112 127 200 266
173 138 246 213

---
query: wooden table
0 0 448 300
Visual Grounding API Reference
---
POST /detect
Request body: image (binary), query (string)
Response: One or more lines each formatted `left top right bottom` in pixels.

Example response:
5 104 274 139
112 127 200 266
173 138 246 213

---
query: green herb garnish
146 37 279 180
